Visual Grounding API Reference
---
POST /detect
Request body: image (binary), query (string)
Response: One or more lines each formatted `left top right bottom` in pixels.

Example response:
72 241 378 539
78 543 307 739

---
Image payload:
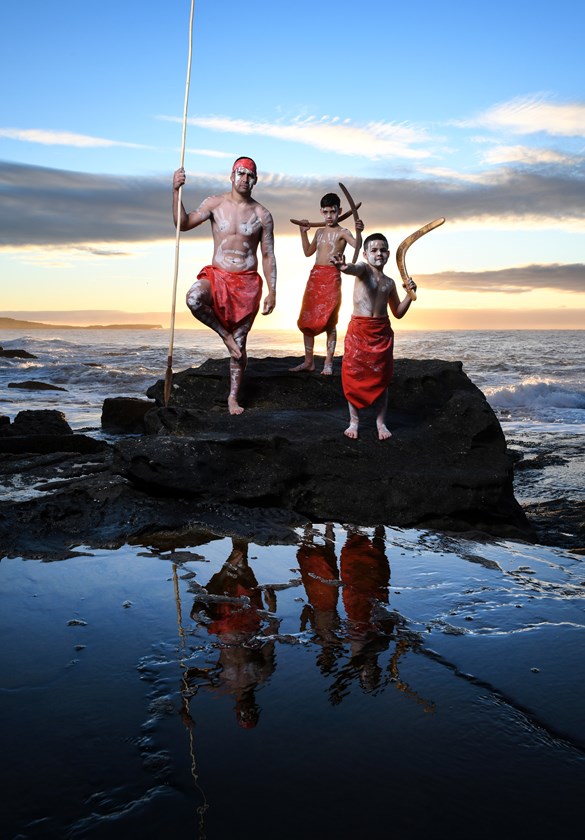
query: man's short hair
320 192 341 209
364 233 389 251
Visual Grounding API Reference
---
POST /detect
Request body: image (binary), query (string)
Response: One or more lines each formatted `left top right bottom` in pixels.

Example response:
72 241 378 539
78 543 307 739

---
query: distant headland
0 317 162 331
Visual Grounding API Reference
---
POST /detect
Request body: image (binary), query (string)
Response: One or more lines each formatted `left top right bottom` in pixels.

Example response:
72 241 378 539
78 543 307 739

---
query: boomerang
289 203 362 229
338 182 362 263
396 217 445 301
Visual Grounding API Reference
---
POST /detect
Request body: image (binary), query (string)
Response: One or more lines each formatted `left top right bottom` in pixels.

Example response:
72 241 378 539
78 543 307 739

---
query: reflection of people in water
297 523 343 674
189 539 278 729
335 525 396 695
331 526 434 711
340 525 391 633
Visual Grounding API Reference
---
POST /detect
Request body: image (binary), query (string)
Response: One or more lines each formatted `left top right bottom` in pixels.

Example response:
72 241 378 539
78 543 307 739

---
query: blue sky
1 0 584 330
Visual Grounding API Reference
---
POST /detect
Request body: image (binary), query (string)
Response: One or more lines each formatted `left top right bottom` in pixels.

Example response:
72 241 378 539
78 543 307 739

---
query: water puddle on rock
2 525 585 839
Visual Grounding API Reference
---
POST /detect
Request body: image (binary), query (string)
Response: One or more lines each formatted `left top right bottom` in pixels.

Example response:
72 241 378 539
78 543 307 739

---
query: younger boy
330 233 416 440
290 194 363 375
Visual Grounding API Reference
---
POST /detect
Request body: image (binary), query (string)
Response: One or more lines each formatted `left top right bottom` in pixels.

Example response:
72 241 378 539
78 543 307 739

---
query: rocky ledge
0 356 548 560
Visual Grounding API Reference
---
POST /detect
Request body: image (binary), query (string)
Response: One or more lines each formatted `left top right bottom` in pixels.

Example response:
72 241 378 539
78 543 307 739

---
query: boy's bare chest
316 228 343 253
365 272 393 297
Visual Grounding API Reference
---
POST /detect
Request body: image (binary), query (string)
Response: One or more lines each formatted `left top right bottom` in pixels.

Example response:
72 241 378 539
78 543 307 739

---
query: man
172 157 277 414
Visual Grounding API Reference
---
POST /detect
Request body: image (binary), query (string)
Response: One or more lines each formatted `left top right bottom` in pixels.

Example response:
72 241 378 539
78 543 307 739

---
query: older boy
331 233 416 440
290 193 363 375
173 157 277 415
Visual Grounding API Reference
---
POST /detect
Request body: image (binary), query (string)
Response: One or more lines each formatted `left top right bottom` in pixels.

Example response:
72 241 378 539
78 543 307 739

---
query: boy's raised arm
298 220 317 257
389 277 417 318
344 219 364 256
330 252 363 275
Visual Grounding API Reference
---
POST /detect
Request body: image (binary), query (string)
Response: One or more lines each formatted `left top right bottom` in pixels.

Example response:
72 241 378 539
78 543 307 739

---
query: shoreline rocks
1 356 582 558
0 357 552 559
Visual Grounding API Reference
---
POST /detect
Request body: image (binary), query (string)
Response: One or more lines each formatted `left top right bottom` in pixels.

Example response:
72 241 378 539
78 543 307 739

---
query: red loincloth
297 264 341 336
340 533 390 628
206 581 263 638
195 265 263 333
341 315 394 409
297 545 339 613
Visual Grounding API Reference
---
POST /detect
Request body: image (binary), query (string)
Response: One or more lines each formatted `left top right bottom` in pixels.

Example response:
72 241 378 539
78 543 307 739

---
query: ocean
2 327 584 502
1 327 584 838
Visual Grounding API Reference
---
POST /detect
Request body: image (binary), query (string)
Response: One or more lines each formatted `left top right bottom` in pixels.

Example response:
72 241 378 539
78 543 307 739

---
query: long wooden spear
164 0 196 406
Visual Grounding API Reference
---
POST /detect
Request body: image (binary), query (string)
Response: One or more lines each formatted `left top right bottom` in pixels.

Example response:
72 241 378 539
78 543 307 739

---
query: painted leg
344 401 360 439
289 334 316 372
228 355 246 415
227 321 252 415
322 328 336 375
186 280 241 360
375 389 391 440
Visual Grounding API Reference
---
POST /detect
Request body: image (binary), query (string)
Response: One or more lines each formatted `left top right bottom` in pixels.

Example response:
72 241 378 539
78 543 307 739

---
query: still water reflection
182 527 428 731
1 524 584 839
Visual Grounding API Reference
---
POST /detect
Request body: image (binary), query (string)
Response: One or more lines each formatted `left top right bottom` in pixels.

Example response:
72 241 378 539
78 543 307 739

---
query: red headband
232 157 257 176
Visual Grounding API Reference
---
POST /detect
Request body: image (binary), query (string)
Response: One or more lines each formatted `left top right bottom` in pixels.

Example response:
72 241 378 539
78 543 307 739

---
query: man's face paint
232 158 257 177
232 158 257 190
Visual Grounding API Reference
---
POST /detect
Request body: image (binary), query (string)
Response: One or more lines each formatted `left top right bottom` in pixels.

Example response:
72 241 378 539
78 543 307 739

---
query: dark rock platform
131 356 531 538
0 356 549 559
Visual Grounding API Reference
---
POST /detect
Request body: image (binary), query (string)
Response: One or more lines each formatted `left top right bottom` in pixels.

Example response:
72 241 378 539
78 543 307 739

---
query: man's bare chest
213 203 263 238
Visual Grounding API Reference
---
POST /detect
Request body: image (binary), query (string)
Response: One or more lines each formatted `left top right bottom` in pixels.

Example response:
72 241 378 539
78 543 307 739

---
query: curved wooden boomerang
396 217 445 301
338 182 362 263
289 203 362 229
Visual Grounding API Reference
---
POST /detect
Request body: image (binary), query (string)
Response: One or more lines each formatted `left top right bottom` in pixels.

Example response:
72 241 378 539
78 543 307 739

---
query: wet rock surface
522 498 585 553
2 356 582 558
7 380 68 391
0 346 37 359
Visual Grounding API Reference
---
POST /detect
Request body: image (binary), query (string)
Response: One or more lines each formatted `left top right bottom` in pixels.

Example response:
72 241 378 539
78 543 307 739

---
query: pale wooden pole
164 0 196 406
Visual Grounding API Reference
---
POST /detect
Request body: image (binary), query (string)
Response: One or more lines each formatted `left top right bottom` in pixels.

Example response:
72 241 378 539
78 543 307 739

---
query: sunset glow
1 0 583 331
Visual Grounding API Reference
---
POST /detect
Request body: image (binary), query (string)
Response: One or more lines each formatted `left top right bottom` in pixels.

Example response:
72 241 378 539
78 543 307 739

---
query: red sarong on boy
342 315 394 409
297 545 340 613
340 532 390 628
297 264 341 336
194 265 263 333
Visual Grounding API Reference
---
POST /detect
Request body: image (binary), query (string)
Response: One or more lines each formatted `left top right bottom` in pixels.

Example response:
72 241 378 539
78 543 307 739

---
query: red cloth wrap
297 545 339 613
197 265 262 333
206 580 263 638
232 157 257 176
342 315 394 409
297 264 341 336
340 533 390 628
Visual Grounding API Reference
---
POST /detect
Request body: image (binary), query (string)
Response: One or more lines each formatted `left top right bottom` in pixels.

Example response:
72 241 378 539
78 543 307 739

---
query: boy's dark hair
320 193 341 209
364 232 389 251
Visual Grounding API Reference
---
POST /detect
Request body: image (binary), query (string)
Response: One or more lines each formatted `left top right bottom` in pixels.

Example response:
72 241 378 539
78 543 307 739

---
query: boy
290 193 363 375
330 233 416 440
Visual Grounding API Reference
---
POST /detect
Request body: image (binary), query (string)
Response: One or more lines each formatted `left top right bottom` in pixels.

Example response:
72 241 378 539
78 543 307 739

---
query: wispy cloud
161 114 433 160
481 145 574 166
420 264 585 293
460 96 585 138
1 161 584 249
0 128 149 149
185 147 234 159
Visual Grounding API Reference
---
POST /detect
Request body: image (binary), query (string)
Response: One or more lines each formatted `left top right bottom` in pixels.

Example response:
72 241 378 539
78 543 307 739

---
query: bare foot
289 361 315 372
377 423 392 440
222 333 242 360
228 396 245 415
344 423 359 439
321 364 333 376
